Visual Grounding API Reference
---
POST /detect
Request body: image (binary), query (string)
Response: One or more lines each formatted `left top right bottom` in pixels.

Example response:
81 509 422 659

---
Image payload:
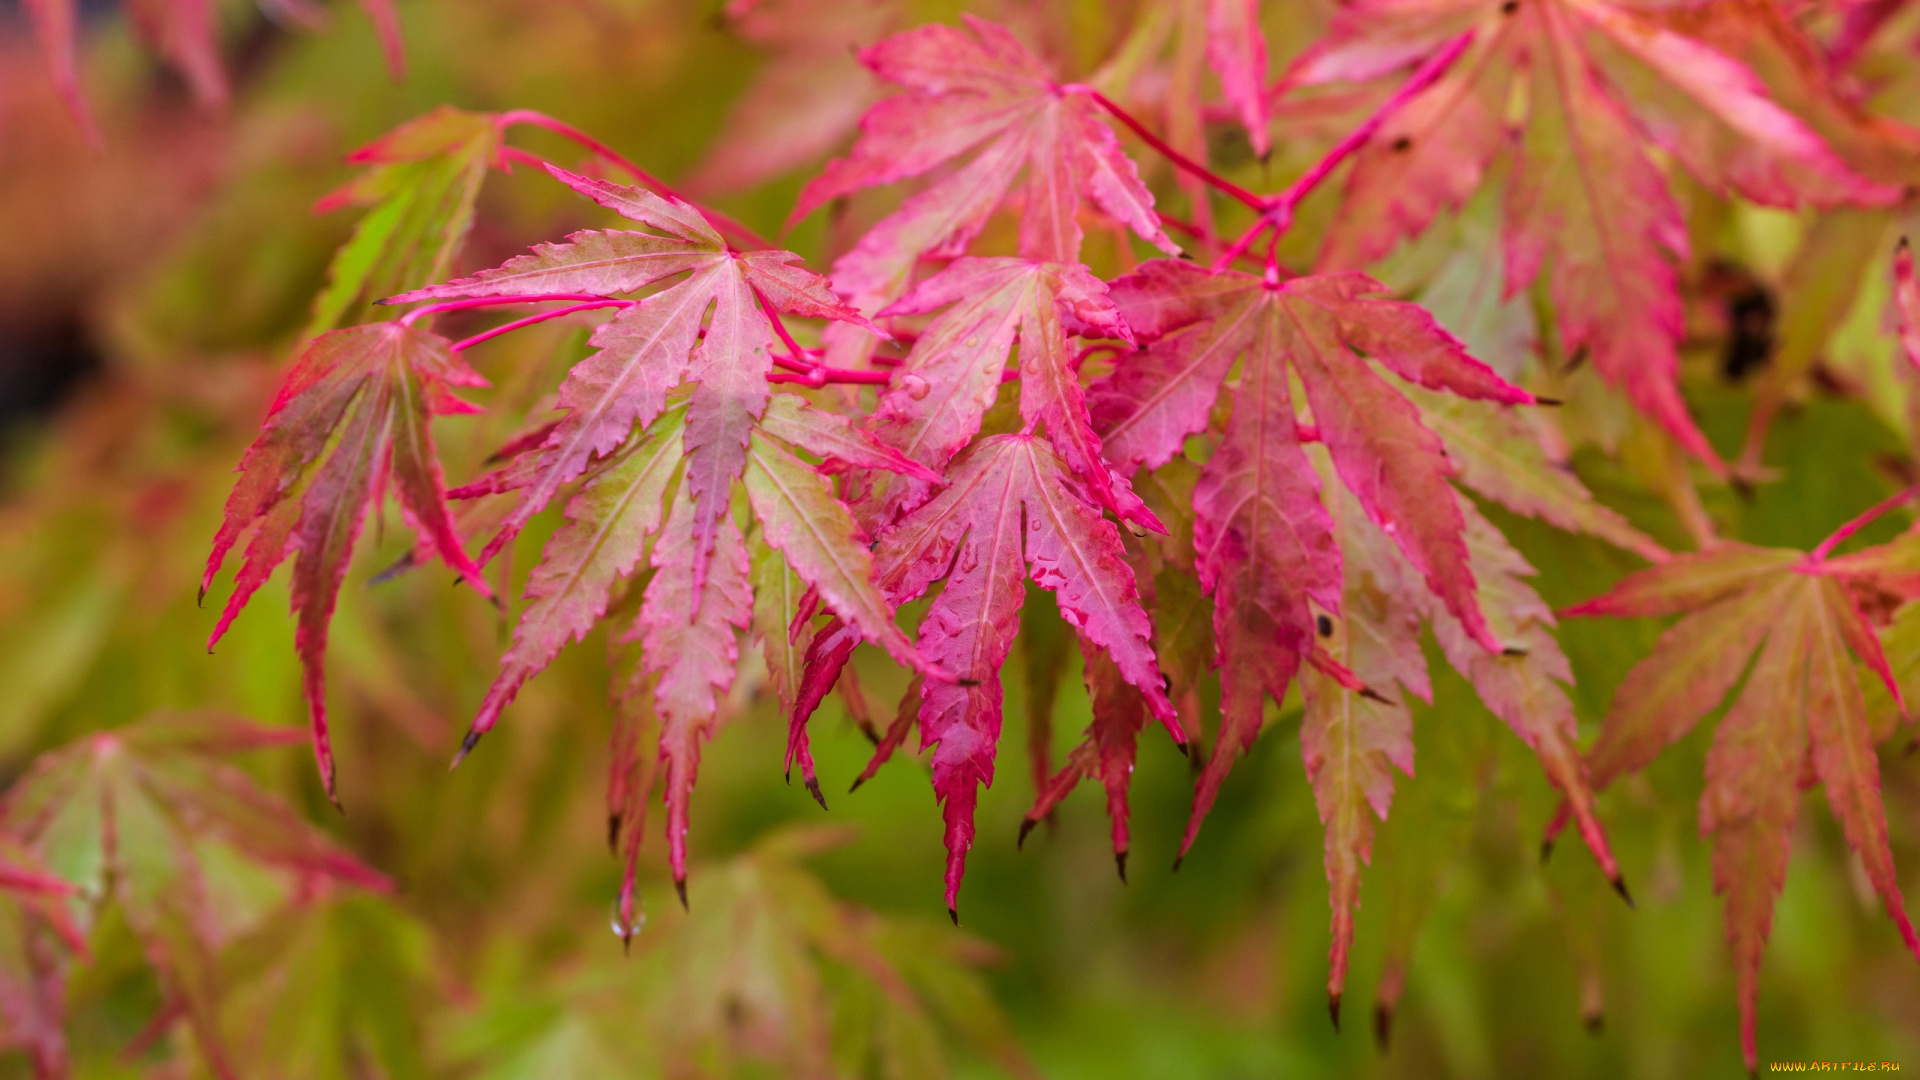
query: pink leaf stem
768 367 894 387
449 300 632 353
1809 486 1920 563
1080 88 1268 212
391 293 620 325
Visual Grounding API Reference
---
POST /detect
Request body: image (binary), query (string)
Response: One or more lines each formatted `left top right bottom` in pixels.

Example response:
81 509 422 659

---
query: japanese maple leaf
462 392 940 896
1094 258 1531 854
390 165 881 577
1566 543 1920 1073
789 14 1177 367
0 715 389 1078
203 322 493 800
806 434 1180 916
1290 0 1891 468
860 256 1159 531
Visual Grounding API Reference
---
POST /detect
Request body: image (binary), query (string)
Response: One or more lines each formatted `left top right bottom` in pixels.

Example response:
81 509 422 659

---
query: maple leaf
0 716 389 1077
203 322 493 800
384 163 955 896
861 256 1160 531
1096 258 1531 855
822 434 1180 915
1566 543 1920 1073
790 14 1178 367
391 165 881 573
1292 0 1891 467
309 107 502 337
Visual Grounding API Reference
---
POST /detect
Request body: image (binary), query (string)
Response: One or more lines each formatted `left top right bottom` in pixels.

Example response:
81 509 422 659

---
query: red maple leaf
202 322 493 801
1289 0 1892 468
1096 258 1533 855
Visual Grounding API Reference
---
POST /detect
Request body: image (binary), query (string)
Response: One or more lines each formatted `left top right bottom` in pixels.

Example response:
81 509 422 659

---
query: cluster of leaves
13 0 1920 1072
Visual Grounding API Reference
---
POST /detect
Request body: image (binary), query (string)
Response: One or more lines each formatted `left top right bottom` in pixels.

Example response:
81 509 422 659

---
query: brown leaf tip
1539 835 1556 865
947 905 960 927
1611 875 1635 909
1328 993 1342 1032
674 876 689 911
450 729 483 771
607 814 621 852
804 776 828 810
1583 1008 1604 1035
1373 1003 1394 1051
1114 850 1128 884
1017 818 1038 850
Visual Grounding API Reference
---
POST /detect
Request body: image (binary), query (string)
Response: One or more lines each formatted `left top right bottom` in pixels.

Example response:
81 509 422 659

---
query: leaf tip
674 876 689 911
947 904 959 927
804 776 828 810
1611 874 1635 910
450 729 483 771
1532 396 1564 407
1374 1002 1394 1051
1017 818 1037 850
607 814 621 853
1584 1007 1604 1035
1328 993 1341 1033
1114 850 1128 884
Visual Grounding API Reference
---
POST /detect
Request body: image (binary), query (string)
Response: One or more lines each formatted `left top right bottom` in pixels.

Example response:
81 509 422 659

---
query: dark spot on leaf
1316 614 1334 637
1390 136 1411 152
